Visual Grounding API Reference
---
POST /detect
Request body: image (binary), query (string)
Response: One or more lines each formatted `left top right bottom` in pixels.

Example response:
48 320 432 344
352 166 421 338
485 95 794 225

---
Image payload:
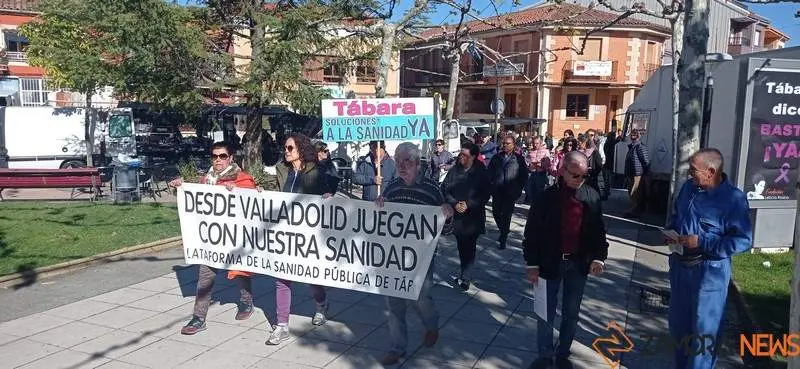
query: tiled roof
420 3 669 39
0 0 38 12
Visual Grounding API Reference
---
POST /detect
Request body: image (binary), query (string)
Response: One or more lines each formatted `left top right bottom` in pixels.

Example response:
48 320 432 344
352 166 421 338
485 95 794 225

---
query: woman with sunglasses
168 142 257 336
315 141 340 194
266 133 332 345
549 137 578 178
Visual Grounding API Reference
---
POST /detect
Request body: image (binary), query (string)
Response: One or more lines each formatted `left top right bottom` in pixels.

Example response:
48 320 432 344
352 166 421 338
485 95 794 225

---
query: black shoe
235 302 254 320
498 234 507 250
554 357 573 369
458 279 471 291
180 315 206 335
528 357 553 369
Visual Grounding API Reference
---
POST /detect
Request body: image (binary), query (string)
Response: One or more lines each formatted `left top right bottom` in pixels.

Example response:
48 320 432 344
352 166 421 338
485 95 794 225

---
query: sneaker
458 279 471 291
423 329 439 347
312 302 329 326
528 357 554 369
378 351 404 365
180 315 206 335
265 324 290 345
235 302 254 320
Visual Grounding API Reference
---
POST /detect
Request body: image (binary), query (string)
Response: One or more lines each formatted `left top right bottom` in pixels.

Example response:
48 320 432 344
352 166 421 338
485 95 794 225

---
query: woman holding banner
266 133 332 345
169 142 257 335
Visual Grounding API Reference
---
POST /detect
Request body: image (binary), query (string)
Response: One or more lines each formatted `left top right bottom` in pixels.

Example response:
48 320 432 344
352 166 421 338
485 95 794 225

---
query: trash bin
112 159 141 203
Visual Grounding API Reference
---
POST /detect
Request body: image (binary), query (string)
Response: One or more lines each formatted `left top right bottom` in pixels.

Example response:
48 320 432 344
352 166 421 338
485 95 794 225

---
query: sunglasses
211 153 230 160
285 145 295 152
566 168 589 180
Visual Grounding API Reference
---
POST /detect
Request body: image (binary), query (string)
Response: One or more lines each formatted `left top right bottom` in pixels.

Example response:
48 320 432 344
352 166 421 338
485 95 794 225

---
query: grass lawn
732 250 795 336
0 202 180 276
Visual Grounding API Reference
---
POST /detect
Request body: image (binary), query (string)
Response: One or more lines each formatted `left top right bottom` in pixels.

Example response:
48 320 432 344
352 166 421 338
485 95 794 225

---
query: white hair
395 142 420 163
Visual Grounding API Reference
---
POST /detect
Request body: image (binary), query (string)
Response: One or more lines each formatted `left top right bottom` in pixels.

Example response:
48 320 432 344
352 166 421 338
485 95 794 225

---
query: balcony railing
642 63 660 82
563 60 618 83
6 51 26 62
728 36 763 55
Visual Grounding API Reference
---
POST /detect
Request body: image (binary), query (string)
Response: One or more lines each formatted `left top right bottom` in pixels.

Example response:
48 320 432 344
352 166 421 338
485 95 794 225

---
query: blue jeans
537 259 588 359
385 260 439 355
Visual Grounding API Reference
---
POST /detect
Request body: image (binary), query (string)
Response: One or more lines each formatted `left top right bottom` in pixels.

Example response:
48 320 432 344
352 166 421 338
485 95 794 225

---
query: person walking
353 140 397 201
441 142 490 290
578 134 603 193
315 141 340 194
665 148 752 369
523 151 609 369
623 129 650 217
375 142 455 365
429 139 455 182
487 135 528 250
525 136 551 204
169 142 256 335
267 133 333 345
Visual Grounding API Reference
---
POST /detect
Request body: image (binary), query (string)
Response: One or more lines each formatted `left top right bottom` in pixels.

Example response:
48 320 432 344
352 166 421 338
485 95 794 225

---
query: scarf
205 163 241 185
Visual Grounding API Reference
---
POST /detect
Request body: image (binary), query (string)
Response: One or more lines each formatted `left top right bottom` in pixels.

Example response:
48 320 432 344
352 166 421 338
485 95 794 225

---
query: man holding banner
169 142 257 336
375 142 455 365
353 140 397 201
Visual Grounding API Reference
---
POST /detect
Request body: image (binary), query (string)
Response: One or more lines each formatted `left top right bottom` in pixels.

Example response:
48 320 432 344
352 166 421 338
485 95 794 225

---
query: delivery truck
614 46 800 248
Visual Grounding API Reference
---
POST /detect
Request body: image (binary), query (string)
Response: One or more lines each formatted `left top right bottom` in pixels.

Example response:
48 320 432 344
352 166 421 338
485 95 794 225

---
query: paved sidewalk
0 190 735 369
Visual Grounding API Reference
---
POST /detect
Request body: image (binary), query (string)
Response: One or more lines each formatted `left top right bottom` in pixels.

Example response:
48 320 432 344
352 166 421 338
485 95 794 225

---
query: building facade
401 4 670 136
570 0 789 61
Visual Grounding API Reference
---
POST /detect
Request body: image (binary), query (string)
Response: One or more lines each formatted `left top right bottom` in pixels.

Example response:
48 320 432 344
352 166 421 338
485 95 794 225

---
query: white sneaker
266 325 290 345
312 302 329 326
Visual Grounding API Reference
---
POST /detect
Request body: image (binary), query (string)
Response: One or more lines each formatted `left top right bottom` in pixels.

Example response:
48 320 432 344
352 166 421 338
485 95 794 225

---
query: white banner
176 183 446 300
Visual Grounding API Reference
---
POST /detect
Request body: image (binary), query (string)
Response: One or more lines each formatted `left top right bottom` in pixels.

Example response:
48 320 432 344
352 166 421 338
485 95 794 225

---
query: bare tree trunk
668 0 706 218
243 1 265 169
666 16 684 222
84 94 94 167
375 24 395 99
445 47 461 121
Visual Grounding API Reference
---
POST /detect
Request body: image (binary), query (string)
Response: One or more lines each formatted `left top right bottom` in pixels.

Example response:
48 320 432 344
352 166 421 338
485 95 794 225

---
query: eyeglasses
503 142 515 146
436 143 443 146
211 153 230 160
285 145 295 152
565 168 589 180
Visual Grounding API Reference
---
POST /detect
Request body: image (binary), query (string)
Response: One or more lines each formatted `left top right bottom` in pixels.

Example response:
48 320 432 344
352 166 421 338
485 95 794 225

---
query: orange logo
592 321 634 369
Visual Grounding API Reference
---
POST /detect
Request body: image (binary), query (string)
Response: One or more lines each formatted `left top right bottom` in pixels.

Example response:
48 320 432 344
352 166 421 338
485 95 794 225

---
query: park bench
0 168 102 201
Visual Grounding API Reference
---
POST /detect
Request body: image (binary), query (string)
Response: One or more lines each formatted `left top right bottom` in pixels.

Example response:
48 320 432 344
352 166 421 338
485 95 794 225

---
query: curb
0 236 183 288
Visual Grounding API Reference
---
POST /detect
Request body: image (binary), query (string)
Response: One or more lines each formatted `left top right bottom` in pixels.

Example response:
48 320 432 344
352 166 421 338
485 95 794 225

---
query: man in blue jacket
353 140 397 201
665 148 752 369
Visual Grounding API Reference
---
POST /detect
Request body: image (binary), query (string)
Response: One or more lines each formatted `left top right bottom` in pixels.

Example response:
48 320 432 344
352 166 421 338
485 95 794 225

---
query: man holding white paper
522 151 609 369
664 148 752 369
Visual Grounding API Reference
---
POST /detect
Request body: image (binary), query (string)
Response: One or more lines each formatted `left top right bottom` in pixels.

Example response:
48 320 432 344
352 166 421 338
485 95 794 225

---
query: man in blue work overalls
666 148 753 369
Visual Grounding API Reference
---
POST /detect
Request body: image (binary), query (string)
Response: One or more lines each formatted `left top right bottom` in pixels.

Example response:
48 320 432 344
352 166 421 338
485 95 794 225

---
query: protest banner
176 183 446 300
320 97 435 142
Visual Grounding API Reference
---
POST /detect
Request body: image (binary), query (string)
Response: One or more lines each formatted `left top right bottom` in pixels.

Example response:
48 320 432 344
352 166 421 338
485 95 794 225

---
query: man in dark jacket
488 135 528 249
429 139 455 182
624 129 650 217
441 142 490 290
353 140 397 201
523 151 609 369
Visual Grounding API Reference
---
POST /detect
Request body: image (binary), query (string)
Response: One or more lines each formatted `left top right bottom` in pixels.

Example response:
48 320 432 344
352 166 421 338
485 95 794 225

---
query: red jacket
201 167 256 279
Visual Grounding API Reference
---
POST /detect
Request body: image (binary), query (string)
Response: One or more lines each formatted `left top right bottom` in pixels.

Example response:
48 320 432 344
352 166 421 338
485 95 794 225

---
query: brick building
401 3 671 136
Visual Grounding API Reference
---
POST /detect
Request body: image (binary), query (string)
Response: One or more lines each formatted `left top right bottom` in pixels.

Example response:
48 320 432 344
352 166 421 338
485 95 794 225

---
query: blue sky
176 0 799 46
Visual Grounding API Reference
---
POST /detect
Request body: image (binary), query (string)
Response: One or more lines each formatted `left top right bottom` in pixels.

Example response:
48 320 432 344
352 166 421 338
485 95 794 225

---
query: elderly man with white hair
523 150 609 369
665 148 752 369
374 142 455 366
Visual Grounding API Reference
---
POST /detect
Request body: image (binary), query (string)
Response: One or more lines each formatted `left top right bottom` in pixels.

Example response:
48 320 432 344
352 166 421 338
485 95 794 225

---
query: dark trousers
537 259 588 359
491 195 516 237
455 234 478 279
193 265 252 319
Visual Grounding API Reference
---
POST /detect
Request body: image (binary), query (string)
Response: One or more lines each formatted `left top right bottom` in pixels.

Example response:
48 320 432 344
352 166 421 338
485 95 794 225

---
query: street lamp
701 52 733 149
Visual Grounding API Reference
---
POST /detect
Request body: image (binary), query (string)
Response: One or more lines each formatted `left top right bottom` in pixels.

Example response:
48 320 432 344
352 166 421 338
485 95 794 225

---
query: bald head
564 151 589 168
